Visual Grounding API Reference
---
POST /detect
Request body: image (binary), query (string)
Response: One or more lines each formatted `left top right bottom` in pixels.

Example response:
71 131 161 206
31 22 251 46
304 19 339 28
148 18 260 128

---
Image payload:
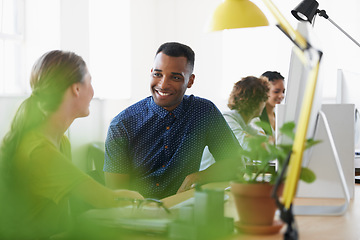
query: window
0 0 25 95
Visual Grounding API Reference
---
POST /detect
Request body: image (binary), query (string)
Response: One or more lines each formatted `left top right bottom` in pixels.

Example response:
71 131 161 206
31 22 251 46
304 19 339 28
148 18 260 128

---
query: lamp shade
291 0 319 23
208 0 269 32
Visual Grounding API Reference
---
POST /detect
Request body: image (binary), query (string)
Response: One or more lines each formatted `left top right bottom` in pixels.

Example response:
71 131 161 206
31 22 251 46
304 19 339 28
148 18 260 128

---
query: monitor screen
276 22 323 154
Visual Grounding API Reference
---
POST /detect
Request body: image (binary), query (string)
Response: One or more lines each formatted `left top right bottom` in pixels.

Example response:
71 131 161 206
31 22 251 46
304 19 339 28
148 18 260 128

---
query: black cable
271 152 298 240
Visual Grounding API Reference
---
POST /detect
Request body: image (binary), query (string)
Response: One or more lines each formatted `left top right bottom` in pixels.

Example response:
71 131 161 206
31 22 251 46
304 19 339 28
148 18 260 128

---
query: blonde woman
0 50 143 239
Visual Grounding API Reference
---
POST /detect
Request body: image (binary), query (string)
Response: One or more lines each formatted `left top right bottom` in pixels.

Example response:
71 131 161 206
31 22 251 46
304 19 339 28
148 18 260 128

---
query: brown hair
227 76 270 116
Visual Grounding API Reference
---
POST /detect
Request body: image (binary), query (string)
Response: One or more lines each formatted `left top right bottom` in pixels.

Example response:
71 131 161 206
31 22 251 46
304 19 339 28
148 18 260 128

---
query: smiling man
103 42 243 199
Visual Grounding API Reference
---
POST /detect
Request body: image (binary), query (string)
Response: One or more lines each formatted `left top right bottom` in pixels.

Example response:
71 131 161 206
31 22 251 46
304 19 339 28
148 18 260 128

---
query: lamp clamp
316 9 329 19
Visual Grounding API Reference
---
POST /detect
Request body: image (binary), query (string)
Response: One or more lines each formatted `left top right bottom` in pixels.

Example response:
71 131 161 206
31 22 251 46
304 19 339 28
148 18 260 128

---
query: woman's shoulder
20 131 49 152
13 131 51 169
223 109 239 117
223 110 243 122
17 131 68 161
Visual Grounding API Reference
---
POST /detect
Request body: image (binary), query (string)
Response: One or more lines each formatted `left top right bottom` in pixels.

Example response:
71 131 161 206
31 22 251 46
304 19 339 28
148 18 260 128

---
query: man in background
103 42 242 199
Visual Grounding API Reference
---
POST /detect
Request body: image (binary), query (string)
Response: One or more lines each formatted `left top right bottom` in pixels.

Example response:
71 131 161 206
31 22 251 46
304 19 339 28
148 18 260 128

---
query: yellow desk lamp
208 1 322 239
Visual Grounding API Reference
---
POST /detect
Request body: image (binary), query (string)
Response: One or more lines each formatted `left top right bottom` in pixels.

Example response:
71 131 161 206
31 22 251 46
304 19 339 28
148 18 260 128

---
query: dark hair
261 71 284 82
0 50 87 186
156 42 195 73
227 76 270 116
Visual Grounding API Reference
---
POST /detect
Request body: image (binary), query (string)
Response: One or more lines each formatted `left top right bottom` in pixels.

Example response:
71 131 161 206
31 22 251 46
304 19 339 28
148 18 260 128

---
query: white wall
127 0 224 104
305 0 360 101
2 0 360 170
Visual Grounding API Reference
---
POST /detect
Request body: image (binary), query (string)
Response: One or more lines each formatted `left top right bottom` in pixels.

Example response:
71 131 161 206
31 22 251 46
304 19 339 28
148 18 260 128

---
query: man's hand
177 172 203 193
177 159 244 194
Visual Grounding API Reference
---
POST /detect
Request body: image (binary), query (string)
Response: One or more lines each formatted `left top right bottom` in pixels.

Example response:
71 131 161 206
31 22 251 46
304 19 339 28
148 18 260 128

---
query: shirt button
156 183 160 187
166 126 170 130
165 145 168 149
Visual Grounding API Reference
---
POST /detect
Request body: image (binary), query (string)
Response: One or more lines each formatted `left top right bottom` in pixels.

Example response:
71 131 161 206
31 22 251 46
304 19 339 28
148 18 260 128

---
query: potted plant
231 121 319 234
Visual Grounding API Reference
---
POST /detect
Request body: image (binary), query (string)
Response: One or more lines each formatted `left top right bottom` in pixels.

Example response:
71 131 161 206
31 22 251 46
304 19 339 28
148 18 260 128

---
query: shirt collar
230 110 247 128
149 97 186 119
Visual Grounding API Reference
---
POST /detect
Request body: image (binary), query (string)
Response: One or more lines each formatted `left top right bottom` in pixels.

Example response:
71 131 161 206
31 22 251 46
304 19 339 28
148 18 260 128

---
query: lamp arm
317 10 360 48
262 0 308 50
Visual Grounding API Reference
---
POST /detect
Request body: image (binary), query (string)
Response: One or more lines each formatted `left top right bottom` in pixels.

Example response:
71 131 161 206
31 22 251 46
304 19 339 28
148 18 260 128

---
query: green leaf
254 121 273 135
234 120 320 185
277 143 293 153
299 167 316 183
305 139 322 149
279 121 296 140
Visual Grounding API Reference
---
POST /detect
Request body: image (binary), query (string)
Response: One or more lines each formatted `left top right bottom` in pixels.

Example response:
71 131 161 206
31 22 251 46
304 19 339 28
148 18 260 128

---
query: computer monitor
276 24 352 214
336 69 360 152
276 22 323 165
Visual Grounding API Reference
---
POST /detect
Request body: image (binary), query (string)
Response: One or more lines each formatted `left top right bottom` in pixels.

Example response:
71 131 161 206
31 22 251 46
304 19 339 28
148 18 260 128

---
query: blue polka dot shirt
104 95 241 199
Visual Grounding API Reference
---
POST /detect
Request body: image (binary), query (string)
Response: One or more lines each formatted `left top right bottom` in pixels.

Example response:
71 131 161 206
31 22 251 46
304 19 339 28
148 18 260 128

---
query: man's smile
155 89 172 97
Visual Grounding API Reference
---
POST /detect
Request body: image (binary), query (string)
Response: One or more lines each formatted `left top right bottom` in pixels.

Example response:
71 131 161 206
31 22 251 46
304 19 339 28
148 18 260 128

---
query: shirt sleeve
27 143 90 205
223 113 248 149
206 106 242 161
199 146 216 171
103 121 131 174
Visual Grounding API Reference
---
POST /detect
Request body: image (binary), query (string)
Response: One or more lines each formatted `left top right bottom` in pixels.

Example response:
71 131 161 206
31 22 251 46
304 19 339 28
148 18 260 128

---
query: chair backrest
86 142 105 185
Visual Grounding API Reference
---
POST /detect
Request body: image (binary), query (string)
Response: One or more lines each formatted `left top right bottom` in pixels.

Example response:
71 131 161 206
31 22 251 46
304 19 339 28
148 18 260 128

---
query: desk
80 183 360 240
162 183 360 240
224 184 360 240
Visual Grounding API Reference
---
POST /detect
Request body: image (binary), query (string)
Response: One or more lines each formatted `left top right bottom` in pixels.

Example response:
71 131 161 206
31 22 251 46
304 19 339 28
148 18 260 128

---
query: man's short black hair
156 42 195 73
261 71 284 82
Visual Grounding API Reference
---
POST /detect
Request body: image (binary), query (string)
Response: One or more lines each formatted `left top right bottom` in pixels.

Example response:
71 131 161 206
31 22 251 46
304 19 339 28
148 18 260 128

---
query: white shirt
200 110 265 171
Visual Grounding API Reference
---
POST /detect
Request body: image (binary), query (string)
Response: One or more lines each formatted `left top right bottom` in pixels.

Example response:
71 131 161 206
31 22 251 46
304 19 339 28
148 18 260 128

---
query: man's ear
71 83 81 97
187 74 195 88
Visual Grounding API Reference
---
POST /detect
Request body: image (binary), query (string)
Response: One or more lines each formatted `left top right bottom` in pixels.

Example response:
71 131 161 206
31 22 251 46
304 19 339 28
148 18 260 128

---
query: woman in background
224 76 270 149
259 71 285 136
0 50 143 239
200 76 270 170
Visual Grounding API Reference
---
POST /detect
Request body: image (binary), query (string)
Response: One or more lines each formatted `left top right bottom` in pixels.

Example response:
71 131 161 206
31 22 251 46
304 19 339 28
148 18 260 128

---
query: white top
199 110 265 171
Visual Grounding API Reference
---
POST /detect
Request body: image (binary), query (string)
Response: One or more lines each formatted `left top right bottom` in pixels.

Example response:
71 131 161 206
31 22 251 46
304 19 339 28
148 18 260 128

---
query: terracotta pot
230 181 283 226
